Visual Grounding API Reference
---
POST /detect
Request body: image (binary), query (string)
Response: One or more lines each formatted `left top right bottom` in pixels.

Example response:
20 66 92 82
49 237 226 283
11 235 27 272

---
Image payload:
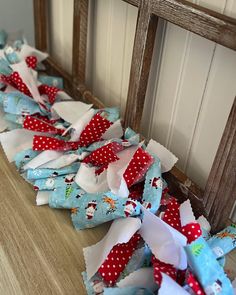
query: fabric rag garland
0 32 235 295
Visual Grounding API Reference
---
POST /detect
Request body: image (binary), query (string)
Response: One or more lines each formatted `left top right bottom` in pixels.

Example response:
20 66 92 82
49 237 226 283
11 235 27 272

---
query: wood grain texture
33 0 48 51
203 97 236 233
151 0 236 51
163 166 206 218
121 0 140 7
124 0 158 131
0 146 109 294
72 0 88 84
121 0 236 51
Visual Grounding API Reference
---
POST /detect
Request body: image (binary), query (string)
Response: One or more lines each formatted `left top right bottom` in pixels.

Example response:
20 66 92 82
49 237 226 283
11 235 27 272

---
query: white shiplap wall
145 0 236 188
48 0 236 192
48 0 74 74
0 0 35 45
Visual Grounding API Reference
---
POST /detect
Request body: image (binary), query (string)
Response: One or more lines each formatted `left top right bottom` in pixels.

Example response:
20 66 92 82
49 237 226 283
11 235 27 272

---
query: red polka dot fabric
78 113 113 147
123 148 154 188
181 222 202 244
33 135 79 151
2 72 32 97
162 198 202 244
152 256 177 286
25 56 38 69
186 272 205 295
38 84 59 104
83 142 123 167
23 115 64 135
0 75 12 85
97 233 141 286
162 198 181 231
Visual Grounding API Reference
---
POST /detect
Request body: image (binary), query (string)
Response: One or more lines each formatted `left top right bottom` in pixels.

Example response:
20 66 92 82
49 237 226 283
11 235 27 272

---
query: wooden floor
0 147 235 294
0 147 110 295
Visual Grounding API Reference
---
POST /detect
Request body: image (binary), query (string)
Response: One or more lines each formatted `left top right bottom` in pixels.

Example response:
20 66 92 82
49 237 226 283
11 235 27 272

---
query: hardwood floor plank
0 147 109 294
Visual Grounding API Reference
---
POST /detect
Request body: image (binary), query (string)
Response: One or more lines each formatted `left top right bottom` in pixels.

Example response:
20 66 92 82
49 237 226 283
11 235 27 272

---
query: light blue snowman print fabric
71 191 141 230
26 162 80 180
185 236 233 295
142 156 163 213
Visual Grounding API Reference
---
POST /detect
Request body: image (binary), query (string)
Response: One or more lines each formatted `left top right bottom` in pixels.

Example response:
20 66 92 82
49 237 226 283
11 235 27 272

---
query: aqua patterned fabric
71 191 141 230
142 157 163 213
27 163 80 180
185 236 233 295
3 91 41 115
207 225 236 259
14 148 39 170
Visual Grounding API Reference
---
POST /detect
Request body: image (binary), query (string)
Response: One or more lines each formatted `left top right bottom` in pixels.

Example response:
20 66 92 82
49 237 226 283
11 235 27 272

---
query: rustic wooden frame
33 0 236 232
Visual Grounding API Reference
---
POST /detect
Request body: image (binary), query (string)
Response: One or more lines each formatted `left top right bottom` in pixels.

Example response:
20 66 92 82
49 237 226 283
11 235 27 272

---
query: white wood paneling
148 0 236 189
0 0 35 45
48 0 73 74
186 0 236 188
91 0 138 115
186 46 236 187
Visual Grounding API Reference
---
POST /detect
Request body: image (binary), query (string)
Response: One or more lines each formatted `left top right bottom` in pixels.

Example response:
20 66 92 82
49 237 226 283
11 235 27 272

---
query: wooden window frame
33 0 236 232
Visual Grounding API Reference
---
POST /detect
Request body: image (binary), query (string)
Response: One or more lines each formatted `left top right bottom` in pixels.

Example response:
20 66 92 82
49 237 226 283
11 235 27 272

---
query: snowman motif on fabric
205 279 222 295
85 200 97 219
64 174 75 199
21 108 30 117
124 199 137 217
5 46 14 55
19 154 30 172
91 280 104 294
149 177 163 190
45 177 56 189
142 199 152 210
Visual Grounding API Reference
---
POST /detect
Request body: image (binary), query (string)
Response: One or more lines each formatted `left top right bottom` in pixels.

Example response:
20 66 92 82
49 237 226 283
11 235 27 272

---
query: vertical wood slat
72 0 88 85
124 0 158 131
33 0 48 51
203 97 236 233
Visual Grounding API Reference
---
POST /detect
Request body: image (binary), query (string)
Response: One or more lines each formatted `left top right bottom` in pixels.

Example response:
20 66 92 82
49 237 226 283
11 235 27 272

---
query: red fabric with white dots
181 223 202 244
97 233 141 286
33 135 79 151
25 56 38 69
123 148 154 188
2 72 32 97
152 256 177 286
162 199 181 231
38 84 59 104
83 142 123 167
163 199 202 243
78 113 113 147
23 115 64 135
186 272 205 295
1 72 59 105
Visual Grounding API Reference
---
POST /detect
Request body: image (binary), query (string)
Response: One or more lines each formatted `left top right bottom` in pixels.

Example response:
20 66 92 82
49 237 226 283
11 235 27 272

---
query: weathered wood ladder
33 0 236 233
